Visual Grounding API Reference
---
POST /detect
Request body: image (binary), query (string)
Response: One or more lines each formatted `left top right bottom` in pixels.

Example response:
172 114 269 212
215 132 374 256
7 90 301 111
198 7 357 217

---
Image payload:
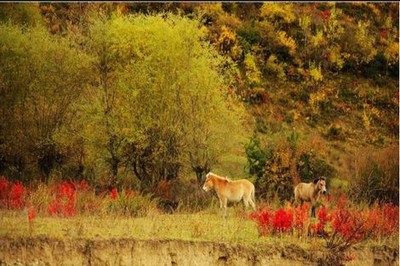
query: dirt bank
0 237 398 266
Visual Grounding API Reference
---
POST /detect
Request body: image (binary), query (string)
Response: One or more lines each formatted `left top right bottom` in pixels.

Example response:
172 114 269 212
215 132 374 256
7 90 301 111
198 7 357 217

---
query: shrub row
0 176 157 217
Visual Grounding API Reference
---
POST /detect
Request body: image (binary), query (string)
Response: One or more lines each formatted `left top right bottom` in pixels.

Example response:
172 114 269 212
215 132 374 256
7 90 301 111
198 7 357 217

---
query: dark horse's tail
251 185 256 210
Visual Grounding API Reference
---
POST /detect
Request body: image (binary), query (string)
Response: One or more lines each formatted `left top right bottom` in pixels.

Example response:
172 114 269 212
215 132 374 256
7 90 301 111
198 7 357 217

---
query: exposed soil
0 237 398 266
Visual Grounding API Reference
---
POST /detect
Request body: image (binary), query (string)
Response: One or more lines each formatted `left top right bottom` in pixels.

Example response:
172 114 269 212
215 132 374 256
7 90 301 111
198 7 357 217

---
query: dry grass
1 205 396 250
0 207 321 249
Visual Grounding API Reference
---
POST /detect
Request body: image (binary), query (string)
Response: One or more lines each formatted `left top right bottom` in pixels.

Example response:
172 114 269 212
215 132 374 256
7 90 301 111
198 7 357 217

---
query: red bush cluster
110 188 118 200
320 10 331 20
0 177 26 209
250 199 399 245
250 204 315 236
293 204 310 234
46 179 102 217
310 206 331 236
273 208 293 233
48 181 76 217
0 176 143 217
28 206 36 223
249 207 274 236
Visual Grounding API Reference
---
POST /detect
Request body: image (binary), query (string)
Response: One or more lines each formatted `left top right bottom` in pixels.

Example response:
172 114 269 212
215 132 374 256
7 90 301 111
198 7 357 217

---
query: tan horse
294 177 327 217
202 172 256 217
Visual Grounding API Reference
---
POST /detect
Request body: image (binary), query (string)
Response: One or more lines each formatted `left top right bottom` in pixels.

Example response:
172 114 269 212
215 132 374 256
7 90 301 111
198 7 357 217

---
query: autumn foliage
250 196 399 249
0 176 157 218
0 177 26 209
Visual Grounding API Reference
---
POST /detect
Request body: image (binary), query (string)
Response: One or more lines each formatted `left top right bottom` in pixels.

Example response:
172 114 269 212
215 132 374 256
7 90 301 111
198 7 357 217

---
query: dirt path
0 237 398 266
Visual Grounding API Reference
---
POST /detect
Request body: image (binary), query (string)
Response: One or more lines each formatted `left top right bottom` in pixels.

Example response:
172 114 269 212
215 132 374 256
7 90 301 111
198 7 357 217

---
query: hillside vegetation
0 3 398 206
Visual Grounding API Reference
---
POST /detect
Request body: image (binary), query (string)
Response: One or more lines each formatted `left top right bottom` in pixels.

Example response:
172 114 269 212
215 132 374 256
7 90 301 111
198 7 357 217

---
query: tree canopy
0 3 398 203
0 10 247 192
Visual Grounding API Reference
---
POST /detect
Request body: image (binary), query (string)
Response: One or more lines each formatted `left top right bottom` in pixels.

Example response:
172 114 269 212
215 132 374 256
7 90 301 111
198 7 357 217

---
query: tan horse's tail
251 185 256 209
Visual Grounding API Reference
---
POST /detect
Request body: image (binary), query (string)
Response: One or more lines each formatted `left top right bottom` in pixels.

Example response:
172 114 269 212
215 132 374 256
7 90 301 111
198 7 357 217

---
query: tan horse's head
313 176 327 194
202 172 215 192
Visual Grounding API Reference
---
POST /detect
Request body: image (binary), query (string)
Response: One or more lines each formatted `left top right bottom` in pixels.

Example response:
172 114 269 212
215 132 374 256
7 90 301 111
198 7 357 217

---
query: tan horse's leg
249 188 256 211
243 197 249 211
249 197 256 211
220 197 228 218
243 192 256 212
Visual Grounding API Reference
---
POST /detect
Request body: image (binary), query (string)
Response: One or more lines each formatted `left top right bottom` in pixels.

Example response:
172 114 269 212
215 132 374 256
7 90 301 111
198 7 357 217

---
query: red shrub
310 206 331 235
47 181 76 217
320 10 331 20
28 206 36 223
335 193 350 209
273 208 293 233
110 188 118 200
9 182 25 209
250 200 398 244
250 207 274 236
47 201 58 216
250 207 294 235
0 178 27 210
293 204 310 233
380 203 399 236
330 207 366 246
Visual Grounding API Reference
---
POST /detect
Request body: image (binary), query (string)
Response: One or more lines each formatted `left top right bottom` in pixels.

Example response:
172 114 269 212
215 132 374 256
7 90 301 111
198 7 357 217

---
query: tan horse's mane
206 172 231 183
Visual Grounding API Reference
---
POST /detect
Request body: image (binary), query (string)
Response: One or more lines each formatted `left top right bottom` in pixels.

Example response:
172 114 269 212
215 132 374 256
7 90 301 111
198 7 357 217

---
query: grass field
0 209 259 242
0 209 324 249
1 207 396 250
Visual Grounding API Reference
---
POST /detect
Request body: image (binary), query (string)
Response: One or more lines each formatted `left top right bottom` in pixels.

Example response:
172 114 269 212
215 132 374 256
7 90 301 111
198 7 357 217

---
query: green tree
119 14 246 188
0 24 92 181
70 13 247 190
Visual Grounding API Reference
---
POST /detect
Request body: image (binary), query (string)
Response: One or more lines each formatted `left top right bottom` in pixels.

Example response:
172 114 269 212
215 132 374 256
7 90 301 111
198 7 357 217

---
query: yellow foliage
278 148 291 168
309 63 323 82
261 3 295 23
197 3 224 17
362 109 371 132
365 3 381 17
265 54 286 80
311 30 325 47
323 7 345 39
328 45 345 69
244 53 262 87
277 31 296 55
364 103 382 121
217 25 242 59
218 25 236 47
384 42 399 65
289 109 301 122
370 106 381 120
309 90 327 114
355 20 377 63
218 14 243 31
299 16 311 31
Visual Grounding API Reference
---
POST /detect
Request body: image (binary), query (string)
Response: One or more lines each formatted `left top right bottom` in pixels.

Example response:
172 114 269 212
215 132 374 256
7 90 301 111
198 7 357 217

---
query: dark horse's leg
311 205 316 217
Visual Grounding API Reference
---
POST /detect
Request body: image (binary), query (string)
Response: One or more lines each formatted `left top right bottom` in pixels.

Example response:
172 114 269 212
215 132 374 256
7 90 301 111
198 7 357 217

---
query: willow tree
77 13 246 190
122 14 246 187
0 24 92 181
